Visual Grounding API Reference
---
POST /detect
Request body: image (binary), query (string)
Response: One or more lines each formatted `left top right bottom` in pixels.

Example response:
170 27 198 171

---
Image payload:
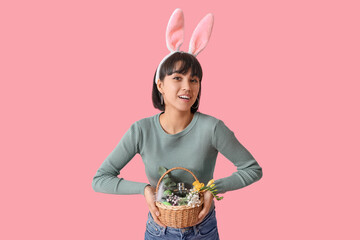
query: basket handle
155 167 199 193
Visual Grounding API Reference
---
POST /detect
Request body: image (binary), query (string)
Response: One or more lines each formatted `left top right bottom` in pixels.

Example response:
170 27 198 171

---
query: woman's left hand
195 190 214 225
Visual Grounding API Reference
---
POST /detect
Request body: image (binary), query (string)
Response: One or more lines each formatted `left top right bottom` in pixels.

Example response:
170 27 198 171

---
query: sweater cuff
214 179 228 194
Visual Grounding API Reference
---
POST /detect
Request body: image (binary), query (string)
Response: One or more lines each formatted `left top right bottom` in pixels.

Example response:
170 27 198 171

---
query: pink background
1 0 359 239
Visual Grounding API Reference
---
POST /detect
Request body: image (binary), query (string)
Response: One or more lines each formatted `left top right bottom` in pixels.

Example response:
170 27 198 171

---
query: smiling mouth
178 96 191 101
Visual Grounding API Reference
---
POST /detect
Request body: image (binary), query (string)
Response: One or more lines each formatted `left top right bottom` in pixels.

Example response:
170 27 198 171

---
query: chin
175 107 192 113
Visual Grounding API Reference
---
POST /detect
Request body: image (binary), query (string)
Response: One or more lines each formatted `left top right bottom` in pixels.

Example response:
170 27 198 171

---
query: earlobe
157 82 163 94
156 79 162 92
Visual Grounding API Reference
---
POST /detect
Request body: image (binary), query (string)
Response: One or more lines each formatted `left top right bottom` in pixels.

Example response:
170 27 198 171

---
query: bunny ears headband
155 8 214 85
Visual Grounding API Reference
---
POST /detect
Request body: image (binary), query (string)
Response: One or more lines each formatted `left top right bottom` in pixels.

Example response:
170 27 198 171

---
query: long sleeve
212 120 263 194
92 121 149 195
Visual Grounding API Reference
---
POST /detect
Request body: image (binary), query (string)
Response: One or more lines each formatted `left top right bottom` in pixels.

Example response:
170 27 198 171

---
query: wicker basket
155 167 204 228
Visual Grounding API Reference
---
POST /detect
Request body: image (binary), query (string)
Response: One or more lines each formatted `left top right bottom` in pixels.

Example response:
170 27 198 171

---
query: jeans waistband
148 204 216 231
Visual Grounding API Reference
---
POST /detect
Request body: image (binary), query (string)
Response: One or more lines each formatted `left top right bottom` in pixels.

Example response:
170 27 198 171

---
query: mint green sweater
92 111 262 197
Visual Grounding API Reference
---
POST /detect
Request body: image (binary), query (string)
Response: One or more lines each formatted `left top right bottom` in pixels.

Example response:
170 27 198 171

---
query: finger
148 204 160 220
154 217 166 228
195 217 204 225
149 204 166 228
198 209 206 220
198 206 209 220
150 211 166 228
197 206 210 224
195 215 205 226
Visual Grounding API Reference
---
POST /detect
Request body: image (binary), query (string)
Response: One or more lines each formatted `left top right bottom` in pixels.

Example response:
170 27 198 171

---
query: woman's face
157 61 200 113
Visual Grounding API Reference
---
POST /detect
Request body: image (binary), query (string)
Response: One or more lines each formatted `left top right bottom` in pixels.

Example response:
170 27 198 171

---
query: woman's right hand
144 185 166 228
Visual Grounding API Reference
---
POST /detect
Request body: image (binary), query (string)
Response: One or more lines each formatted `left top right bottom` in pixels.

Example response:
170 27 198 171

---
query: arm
92 121 149 195
212 120 263 194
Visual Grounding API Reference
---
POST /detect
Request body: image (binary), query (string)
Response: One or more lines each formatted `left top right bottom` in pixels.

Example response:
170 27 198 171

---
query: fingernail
156 212 159 216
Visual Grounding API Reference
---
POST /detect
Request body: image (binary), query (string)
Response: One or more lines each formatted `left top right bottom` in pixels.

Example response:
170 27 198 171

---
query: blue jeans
144 207 220 240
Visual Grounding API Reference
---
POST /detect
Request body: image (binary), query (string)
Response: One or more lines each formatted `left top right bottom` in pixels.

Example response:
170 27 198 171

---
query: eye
191 79 199 83
173 77 181 80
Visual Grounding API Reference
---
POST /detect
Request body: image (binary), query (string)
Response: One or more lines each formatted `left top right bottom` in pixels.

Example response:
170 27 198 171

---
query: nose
182 78 191 90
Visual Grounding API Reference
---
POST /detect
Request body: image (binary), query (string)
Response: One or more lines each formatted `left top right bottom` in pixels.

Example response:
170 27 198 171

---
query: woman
92 9 263 240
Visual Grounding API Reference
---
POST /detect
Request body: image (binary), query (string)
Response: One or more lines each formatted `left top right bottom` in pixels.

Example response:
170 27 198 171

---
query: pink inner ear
166 8 185 52
188 13 214 56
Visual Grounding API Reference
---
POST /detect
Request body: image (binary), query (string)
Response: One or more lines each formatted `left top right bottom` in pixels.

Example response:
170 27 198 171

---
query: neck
159 109 195 135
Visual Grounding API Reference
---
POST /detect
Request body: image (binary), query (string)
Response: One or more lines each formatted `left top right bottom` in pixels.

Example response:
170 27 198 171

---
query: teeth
179 96 190 99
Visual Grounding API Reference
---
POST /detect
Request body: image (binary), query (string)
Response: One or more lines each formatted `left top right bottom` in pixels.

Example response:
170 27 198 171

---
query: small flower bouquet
189 179 224 206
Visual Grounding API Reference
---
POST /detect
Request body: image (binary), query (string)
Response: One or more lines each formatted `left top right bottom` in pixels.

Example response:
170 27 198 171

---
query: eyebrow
172 73 199 79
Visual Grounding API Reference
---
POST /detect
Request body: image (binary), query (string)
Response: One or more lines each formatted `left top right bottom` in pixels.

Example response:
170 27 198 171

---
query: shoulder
132 113 158 130
197 112 234 135
197 111 222 126
196 112 227 136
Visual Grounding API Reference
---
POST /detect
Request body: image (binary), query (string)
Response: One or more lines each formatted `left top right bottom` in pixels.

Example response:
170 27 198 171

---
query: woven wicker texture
155 167 204 228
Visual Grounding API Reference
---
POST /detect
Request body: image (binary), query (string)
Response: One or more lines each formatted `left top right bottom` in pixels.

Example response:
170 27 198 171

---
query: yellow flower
206 179 215 187
193 180 204 191
210 184 215 188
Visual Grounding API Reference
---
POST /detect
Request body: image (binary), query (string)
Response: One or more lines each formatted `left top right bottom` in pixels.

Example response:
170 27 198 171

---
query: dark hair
152 52 203 113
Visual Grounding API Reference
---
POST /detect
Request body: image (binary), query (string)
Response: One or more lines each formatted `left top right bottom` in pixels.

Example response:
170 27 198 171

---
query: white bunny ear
166 8 185 52
188 13 214 56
